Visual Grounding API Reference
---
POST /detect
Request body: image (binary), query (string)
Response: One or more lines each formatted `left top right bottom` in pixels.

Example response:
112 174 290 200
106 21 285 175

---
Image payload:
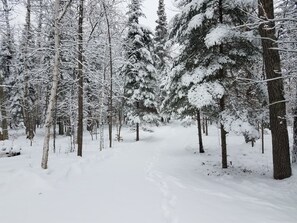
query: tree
258 0 292 179
154 0 168 71
42 0 73 169
154 0 171 121
277 0 297 163
168 0 260 167
122 0 159 141
0 0 16 140
22 0 37 145
77 0 84 157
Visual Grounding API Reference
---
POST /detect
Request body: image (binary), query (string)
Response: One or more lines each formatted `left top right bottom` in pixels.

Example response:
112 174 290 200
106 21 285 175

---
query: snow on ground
0 122 296 223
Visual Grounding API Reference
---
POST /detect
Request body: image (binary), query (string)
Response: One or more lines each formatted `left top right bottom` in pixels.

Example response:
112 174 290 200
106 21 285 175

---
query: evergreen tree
122 0 158 141
154 0 171 122
167 0 260 167
154 0 169 70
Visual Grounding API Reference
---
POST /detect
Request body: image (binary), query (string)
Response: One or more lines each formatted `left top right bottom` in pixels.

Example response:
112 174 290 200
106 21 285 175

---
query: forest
0 0 296 181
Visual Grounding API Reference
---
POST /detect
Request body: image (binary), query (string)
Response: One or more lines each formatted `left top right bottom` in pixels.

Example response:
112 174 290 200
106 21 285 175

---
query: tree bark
292 82 297 163
41 0 73 169
136 102 139 141
41 0 60 169
220 95 228 168
0 0 12 140
197 110 204 153
77 0 84 157
102 2 113 148
0 76 8 140
258 0 291 179
23 0 36 144
219 0 227 169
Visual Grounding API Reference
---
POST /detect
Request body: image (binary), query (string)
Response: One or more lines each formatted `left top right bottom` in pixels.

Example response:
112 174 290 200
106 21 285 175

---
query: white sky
12 0 180 30
141 0 179 29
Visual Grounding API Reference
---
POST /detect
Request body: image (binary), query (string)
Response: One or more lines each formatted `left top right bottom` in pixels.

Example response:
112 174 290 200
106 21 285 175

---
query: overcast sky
12 0 179 31
141 0 179 29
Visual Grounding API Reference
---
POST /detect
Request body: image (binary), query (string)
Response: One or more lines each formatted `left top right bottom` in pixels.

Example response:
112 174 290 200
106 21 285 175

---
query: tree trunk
136 123 139 141
197 110 204 153
220 95 228 168
58 117 64 135
41 0 60 168
261 120 265 154
258 0 291 179
292 104 297 163
205 117 208 136
219 0 227 169
102 2 113 148
23 0 36 145
136 102 139 141
77 0 84 157
41 0 73 168
0 0 12 141
0 76 8 140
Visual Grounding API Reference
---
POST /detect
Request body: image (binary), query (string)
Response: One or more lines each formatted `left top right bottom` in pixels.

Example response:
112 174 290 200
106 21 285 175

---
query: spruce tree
122 0 158 141
167 0 260 167
154 0 169 71
154 0 171 122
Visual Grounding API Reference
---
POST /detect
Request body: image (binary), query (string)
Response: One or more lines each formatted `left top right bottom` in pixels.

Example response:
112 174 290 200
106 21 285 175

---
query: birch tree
41 0 73 169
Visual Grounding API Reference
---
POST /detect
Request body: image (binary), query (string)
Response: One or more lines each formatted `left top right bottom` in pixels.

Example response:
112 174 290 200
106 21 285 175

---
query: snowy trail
0 123 296 223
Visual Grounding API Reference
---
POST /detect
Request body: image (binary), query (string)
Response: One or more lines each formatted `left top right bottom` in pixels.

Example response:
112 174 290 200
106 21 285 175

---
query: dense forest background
0 0 296 180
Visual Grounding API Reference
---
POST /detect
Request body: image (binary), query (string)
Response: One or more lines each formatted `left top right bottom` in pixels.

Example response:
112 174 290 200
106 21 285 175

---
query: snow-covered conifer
121 0 159 141
166 0 261 167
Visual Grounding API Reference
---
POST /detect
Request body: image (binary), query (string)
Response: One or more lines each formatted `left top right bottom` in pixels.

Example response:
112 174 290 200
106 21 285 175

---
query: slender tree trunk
202 117 205 134
219 0 227 169
0 76 8 140
23 0 36 145
197 110 204 153
220 95 228 168
136 123 139 141
41 0 60 169
258 0 291 179
261 120 265 154
58 117 64 135
292 103 297 163
136 102 139 141
42 0 73 168
77 0 84 157
0 0 11 140
205 117 208 136
102 2 113 148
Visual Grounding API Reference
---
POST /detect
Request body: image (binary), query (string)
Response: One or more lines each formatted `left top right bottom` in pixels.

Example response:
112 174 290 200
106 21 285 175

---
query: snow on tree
121 0 159 141
277 0 297 163
167 0 262 167
154 0 171 122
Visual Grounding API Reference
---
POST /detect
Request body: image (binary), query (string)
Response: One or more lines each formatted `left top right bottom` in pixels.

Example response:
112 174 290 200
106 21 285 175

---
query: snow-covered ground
0 122 296 223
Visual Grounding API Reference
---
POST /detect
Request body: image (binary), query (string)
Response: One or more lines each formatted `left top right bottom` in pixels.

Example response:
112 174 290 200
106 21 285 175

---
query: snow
204 25 239 48
0 123 297 223
188 82 225 108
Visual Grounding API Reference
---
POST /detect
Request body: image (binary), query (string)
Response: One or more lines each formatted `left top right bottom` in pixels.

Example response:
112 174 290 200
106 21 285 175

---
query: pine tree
122 0 158 141
168 0 260 167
